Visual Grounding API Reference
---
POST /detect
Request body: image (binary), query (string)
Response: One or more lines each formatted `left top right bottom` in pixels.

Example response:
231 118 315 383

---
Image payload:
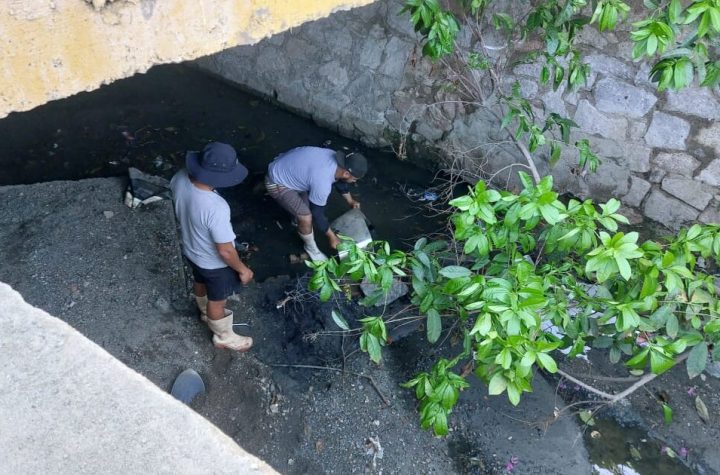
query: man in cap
265 146 367 261
170 142 254 352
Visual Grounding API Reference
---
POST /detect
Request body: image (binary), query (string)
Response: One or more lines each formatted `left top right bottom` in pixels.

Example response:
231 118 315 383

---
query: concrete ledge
0 281 275 474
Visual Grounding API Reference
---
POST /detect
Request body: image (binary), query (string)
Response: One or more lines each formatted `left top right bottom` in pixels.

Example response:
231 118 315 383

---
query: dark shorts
265 176 311 217
187 259 242 301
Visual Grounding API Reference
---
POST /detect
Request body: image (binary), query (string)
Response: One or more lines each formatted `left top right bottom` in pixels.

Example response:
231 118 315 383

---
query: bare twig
556 352 690 403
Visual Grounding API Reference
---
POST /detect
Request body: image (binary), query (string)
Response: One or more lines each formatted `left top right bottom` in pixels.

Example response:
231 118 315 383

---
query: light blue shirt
170 169 236 269
268 147 337 206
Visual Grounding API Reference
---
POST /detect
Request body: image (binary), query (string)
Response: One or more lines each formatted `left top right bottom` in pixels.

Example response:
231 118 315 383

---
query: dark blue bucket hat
186 142 248 188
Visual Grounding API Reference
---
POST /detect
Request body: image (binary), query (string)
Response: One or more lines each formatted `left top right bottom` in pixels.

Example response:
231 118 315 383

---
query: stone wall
0 0 374 118
196 0 720 229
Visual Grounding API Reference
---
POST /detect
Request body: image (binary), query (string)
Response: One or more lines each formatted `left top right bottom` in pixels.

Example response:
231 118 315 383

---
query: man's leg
267 184 327 261
203 268 253 352
189 262 209 320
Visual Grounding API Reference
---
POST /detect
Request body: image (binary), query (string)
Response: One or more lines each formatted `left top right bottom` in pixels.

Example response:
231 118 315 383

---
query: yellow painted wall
0 0 375 118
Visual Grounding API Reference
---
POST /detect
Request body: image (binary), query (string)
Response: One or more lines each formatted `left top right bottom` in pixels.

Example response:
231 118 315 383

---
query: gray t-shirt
170 169 236 269
268 147 337 206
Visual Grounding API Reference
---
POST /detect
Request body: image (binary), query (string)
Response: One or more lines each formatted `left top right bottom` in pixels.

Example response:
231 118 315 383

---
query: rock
573 132 624 158
699 204 720 224
379 37 411 79
661 176 714 210
643 190 699 229
585 54 634 80
653 152 700 177
696 123 720 154
573 100 627 140
318 61 349 89
360 278 409 306
623 176 651 207
103 211 114 219
512 62 544 78
698 159 720 187
644 112 690 149
358 25 387 70
594 78 657 118
628 120 647 141
665 87 720 120
154 296 171 313
625 143 651 173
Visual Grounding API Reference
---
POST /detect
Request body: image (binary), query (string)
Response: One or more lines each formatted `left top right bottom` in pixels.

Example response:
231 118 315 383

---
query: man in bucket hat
265 146 367 261
170 142 254 352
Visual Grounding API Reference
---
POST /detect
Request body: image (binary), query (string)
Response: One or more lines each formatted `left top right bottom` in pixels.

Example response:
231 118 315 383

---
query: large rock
644 112 690 149
661 176 714 210
585 54 634 81
699 205 720 224
594 78 657 118
625 143 651 173
573 100 627 140
698 159 720 187
696 123 720 154
644 190 699 229
665 87 720 120
653 152 701 177
623 176 651 207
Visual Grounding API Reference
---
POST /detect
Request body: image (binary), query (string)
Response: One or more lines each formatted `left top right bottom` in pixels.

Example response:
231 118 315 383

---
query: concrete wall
197 0 720 229
0 0 374 118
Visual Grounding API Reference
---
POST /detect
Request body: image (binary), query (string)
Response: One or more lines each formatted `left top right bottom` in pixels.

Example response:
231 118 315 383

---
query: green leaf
470 313 492 336
579 410 596 426
536 352 558 373
687 342 708 378
439 265 472 279
506 383 521 406
488 372 508 395
666 313 679 338
650 349 675 374
331 310 350 331
662 403 673 425
427 308 442 343
366 333 382 364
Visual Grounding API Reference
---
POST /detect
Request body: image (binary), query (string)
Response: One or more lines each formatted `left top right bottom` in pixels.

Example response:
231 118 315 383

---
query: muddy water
0 63 444 279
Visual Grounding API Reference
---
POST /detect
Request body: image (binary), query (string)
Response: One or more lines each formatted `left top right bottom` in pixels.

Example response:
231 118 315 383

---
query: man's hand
327 230 341 249
342 193 361 209
238 266 254 285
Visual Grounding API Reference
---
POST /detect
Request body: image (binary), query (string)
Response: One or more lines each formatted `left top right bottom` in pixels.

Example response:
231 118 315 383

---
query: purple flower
505 456 519 472
687 386 698 397
679 447 689 458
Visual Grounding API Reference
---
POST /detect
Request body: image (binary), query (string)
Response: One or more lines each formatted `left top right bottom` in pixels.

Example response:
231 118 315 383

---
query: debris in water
364 436 384 470
695 396 710 423
590 430 601 439
289 253 310 264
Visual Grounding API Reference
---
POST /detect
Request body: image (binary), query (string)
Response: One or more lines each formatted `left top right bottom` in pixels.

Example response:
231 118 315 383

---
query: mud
0 63 716 474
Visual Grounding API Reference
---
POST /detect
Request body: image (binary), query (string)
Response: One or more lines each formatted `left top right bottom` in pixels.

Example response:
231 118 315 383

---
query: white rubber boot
194 294 208 322
206 312 253 352
298 231 328 262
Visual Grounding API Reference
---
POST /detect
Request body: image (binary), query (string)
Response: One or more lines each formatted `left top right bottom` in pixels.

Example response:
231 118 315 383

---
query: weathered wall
0 0 374 118
197 0 720 229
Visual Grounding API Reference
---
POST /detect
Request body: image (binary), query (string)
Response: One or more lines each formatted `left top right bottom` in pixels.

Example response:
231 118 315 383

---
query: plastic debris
124 167 171 209
170 369 205 404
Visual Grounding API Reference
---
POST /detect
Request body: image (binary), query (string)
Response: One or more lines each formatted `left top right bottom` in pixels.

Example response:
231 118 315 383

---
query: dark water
585 418 692 474
0 64 444 280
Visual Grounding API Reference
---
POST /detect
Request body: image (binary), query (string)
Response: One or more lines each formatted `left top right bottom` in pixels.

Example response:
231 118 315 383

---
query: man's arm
309 202 341 249
215 242 254 284
335 182 360 209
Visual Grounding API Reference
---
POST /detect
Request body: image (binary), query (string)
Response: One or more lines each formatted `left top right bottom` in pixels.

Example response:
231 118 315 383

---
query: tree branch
556 352 691 403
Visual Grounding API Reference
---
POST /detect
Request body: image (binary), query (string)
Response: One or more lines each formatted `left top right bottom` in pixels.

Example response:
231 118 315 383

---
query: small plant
310 173 720 435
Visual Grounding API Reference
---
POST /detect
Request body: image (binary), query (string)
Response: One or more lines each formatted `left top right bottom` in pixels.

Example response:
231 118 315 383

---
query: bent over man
170 142 254 352
265 146 367 261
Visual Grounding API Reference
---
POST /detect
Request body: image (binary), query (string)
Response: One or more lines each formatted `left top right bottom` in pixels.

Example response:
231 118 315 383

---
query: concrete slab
0 282 275 474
